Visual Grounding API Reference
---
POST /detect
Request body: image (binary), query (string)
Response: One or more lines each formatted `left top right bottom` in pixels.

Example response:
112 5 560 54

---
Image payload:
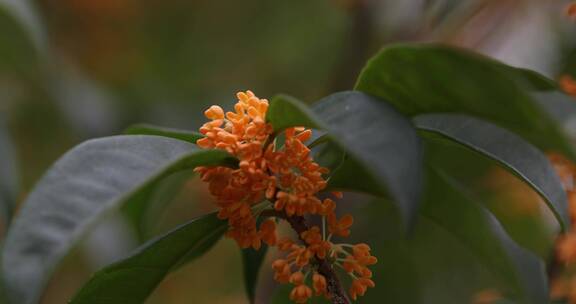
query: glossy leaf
415 114 569 230
335 166 549 303
267 95 322 132
1 135 237 304
422 169 548 303
124 123 203 144
70 213 227 304
508 66 557 91
421 134 557 258
125 169 195 240
267 92 423 227
355 43 575 160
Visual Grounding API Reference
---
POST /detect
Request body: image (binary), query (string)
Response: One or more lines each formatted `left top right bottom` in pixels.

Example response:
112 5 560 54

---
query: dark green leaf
421 134 557 259
124 123 203 144
351 168 548 303
415 114 569 230
355 43 575 160
324 152 384 197
507 67 557 91
124 169 195 240
313 92 423 226
1 135 237 304
422 169 548 304
267 92 423 228
267 94 322 132
70 212 227 304
242 246 268 303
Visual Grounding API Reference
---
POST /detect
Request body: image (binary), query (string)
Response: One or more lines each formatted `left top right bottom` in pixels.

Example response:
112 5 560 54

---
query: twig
260 209 351 304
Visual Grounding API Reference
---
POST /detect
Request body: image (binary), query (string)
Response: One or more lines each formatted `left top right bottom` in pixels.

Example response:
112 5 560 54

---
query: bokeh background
1 0 576 303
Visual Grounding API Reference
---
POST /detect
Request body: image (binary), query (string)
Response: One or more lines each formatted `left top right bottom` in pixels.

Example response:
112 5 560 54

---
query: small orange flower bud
259 219 277 246
272 259 287 271
289 271 305 285
296 129 312 142
196 137 213 148
331 191 343 199
290 285 313 304
328 214 354 237
312 273 327 296
353 243 371 256
204 105 225 120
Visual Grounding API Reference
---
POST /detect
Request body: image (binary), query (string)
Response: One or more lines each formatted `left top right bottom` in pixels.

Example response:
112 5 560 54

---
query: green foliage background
2 1 576 304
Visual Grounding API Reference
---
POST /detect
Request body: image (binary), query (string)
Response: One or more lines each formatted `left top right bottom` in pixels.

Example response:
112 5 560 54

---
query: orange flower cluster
196 91 377 302
549 153 576 302
272 228 377 302
560 75 576 97
195 90 274 250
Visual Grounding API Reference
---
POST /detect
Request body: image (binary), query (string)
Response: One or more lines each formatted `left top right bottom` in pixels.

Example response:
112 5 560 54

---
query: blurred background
1 0 576 303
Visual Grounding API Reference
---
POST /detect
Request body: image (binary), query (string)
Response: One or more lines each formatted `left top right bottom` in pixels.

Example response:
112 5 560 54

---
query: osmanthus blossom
195 90 377 303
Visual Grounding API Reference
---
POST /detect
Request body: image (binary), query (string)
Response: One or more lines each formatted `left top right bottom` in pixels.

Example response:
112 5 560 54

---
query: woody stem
261 209 351 304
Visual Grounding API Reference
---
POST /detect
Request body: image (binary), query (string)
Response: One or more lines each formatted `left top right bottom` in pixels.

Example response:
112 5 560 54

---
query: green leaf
415 114 569 230
350 168 549 303
0 119 18 226
313 92 423 226
355 43 575 160
70 212 227 304
421 133 557 259
507 67 557 91
267 91 423 227
242 246 267 304
422 168 548 303
267 95 322 132
124 169 195 240
124 123 203 144
1 135 237 304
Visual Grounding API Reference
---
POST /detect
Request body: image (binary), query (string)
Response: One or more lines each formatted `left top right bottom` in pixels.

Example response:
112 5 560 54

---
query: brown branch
261 209 351 304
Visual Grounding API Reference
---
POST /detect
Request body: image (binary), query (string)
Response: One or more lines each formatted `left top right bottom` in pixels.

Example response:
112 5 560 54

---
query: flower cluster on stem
195 91 377 303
